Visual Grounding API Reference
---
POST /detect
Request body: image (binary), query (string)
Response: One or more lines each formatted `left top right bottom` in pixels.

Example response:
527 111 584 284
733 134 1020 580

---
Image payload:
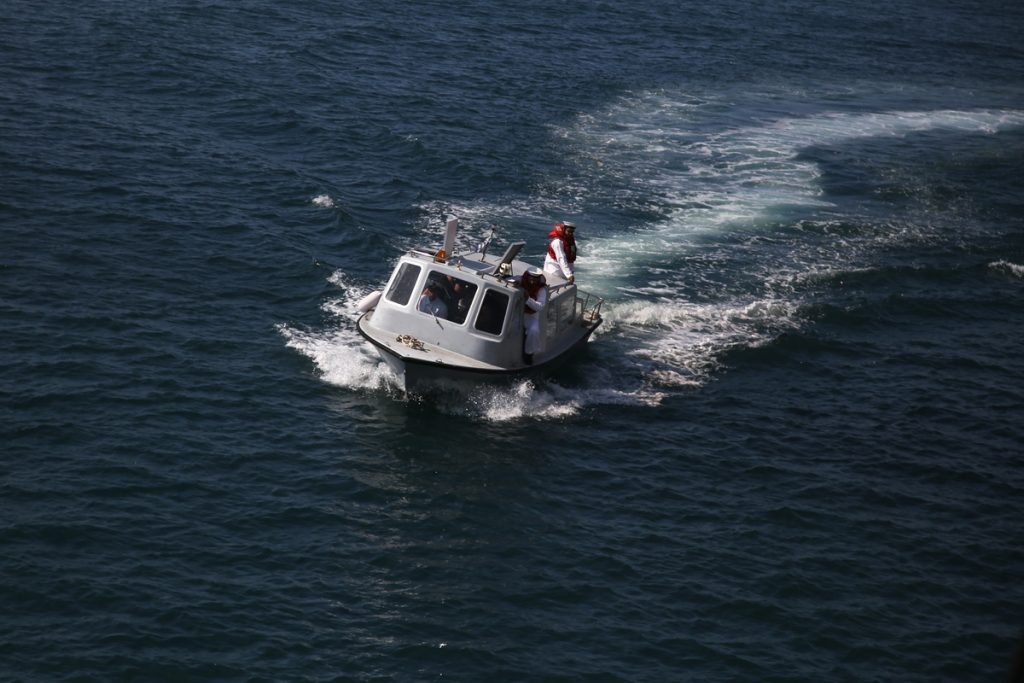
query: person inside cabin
417 283 448 319
543 221 577 283
441 274 470 321
520 267 548 365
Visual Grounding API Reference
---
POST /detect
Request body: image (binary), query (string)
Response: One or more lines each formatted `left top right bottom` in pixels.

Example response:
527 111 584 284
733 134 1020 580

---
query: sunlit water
2 1 1022 680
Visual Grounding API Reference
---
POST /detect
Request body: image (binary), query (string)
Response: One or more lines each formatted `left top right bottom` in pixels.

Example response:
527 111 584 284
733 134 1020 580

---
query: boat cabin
356 218 603 386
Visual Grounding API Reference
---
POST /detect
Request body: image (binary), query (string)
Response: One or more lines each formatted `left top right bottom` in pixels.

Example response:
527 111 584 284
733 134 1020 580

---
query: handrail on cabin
577 289 604 322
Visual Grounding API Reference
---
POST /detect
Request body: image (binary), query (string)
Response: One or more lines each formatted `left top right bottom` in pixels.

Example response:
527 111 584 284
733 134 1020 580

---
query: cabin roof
402 248 528 284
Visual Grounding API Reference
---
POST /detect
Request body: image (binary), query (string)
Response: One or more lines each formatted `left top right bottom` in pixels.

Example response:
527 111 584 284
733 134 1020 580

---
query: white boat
356 217 603 391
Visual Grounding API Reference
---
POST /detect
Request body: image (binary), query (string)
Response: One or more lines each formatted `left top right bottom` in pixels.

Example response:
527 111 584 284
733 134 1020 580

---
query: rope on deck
395 334 425 351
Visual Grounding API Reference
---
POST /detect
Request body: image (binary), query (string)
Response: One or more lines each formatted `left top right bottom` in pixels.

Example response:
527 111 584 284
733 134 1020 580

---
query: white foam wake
553 96 1024 387
278 272 400 393
571 103 1024 272
312 194 335 208
989 260 1024 279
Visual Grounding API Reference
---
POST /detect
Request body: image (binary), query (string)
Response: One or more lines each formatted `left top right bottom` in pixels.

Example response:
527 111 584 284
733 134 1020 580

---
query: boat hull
357 313 598 392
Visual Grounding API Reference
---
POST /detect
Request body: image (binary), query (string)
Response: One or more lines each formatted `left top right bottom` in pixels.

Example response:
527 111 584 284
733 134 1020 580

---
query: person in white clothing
520 268 548 365
417 284 448 319
543 221 578 283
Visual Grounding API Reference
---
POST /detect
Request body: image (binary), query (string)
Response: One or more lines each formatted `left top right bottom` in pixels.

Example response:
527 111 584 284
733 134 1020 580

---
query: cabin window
557 294 576 328
385 263 421 306
474 289 509 335
425 270 478 325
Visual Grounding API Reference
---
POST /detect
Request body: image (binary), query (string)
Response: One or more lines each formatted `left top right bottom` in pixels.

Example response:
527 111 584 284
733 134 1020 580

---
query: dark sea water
3 1 1023 681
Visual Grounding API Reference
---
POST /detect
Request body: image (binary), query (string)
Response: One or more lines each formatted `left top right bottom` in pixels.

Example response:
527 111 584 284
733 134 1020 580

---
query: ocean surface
2 1 1023 680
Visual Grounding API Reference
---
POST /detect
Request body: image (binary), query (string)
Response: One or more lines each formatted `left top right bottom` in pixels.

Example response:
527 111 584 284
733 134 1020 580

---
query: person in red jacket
520 268 548 365
543 221 577 283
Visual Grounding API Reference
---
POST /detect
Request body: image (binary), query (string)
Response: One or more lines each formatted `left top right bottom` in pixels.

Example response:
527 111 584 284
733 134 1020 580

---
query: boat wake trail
543 93 1024 390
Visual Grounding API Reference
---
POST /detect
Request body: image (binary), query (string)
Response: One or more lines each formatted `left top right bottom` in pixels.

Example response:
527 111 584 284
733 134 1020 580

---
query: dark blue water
3 1 1023 680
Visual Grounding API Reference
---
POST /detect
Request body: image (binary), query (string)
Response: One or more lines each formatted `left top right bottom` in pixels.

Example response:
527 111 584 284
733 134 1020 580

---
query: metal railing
577 290 604 323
